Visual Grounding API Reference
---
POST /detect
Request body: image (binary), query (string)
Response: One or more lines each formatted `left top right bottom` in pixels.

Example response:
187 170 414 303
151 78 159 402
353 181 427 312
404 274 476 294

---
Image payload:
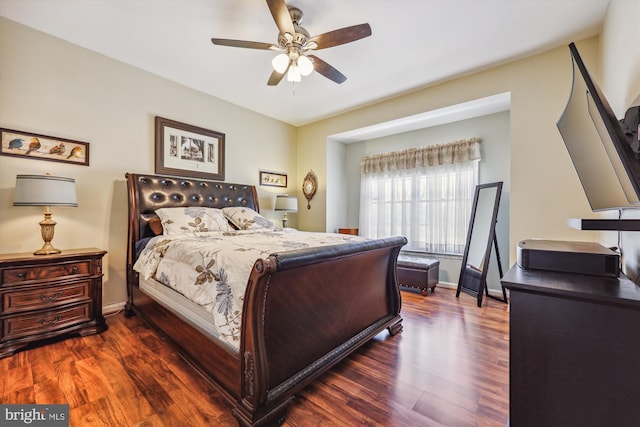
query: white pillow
222 207 275 230
155 207 230 235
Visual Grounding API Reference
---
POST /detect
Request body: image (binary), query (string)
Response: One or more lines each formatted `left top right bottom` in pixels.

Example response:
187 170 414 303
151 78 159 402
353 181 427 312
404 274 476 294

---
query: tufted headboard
125 173 259 285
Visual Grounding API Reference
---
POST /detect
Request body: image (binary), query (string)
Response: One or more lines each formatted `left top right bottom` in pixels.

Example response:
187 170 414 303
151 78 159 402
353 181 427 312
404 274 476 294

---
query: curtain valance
360 137 481 175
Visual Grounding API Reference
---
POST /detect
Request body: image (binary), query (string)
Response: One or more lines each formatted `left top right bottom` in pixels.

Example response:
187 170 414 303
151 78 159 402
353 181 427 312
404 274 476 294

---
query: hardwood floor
1 288 510 426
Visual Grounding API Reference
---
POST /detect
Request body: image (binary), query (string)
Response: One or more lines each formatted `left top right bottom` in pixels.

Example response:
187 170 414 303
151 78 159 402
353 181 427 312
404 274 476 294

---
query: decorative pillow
149 217 163 236
155 207 230 235
222 207 275 230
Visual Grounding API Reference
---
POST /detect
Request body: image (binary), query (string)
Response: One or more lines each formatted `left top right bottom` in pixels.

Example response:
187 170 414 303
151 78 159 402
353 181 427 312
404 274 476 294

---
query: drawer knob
37 315 62 325
71 266 79 273
15 272 26 279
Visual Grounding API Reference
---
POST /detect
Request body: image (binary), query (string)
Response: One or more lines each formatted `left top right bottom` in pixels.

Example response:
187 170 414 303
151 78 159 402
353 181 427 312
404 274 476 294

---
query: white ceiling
0 0 610 127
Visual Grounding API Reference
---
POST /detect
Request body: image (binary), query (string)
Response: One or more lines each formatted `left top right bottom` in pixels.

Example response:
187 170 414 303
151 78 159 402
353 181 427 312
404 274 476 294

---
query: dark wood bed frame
125 173 407 426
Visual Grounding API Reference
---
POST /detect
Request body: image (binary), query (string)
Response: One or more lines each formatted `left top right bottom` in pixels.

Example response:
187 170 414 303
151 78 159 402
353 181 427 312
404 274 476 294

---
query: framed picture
259 170 288 187
0 128 89 166
155 116 225 181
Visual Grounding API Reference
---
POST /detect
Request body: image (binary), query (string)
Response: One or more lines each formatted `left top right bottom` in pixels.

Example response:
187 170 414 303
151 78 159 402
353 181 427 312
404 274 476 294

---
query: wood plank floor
1 288 510 426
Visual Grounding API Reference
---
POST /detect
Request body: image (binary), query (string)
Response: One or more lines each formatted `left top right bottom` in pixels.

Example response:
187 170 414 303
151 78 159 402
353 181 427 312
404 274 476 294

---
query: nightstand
0 248 107 358
338 228 359 235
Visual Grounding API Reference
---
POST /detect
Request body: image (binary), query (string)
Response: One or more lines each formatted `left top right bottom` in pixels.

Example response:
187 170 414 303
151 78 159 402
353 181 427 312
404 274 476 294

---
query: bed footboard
235 236 406 426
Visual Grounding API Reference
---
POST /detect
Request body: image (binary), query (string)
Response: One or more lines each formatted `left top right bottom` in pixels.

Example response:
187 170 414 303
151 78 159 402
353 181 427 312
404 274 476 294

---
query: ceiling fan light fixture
287 65 302 82
272 53 290 73
298 55 314 76
211 1 371 86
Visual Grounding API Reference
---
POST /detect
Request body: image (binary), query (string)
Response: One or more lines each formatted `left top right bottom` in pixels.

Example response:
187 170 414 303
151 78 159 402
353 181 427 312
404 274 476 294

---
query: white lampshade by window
275 195 298 211
14 174 78 255
275 195 298 228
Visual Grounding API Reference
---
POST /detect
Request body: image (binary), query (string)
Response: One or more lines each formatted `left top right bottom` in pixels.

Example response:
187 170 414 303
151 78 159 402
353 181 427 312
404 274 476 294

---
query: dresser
0 248 107 358
501 266 640 427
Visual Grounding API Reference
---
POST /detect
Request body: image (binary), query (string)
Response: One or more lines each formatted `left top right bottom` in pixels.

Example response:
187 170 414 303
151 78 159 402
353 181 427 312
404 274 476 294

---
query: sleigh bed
125 172 406 426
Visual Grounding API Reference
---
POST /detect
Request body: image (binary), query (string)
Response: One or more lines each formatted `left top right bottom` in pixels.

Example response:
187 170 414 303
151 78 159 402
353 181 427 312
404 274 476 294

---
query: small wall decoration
155 116 225 181
302 169 318 209
259 170 287 187
0 128 89 166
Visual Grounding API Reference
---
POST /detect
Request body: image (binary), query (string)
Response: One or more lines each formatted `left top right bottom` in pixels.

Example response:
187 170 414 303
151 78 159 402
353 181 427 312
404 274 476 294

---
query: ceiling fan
211 0 371 86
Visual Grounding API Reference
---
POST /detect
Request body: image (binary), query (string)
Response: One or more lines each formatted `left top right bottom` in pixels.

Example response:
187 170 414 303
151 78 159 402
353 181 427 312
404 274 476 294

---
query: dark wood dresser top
502 265 640 309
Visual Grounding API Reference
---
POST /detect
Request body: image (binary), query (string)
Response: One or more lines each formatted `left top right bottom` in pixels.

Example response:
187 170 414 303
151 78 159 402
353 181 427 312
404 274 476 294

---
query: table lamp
274 195 298 228
13 174 78 255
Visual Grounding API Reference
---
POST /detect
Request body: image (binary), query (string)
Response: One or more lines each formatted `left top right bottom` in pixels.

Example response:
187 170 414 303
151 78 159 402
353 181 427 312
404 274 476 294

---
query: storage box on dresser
0 248 107 358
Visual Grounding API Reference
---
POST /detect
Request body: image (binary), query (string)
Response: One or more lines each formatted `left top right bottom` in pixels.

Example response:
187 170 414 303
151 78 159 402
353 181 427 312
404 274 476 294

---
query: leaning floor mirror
456 181 508 307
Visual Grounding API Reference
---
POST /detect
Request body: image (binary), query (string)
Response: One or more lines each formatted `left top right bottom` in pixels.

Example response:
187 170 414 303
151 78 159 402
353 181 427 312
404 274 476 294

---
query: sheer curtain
359 138 480 255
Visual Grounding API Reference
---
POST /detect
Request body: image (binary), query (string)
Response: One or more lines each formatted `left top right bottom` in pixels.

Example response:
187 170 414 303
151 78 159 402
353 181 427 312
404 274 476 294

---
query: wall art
155 116 225 180
0 128 89 166
259 170 287 187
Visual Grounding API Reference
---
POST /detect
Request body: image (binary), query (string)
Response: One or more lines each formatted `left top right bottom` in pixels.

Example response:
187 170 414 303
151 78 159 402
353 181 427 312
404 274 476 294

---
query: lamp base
34 243 62 256
35 210 61 255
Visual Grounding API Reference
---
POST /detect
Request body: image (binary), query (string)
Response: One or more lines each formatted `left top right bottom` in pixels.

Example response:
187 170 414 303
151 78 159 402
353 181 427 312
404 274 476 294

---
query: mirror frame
456 181 505 307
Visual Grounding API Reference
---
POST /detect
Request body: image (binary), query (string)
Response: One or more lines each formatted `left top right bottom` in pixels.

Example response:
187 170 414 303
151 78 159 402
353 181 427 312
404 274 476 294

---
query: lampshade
287 65 302 83
298 55 314 76
14 174 78 207
275 195 298 212
272 50 314 83
272 53 290 73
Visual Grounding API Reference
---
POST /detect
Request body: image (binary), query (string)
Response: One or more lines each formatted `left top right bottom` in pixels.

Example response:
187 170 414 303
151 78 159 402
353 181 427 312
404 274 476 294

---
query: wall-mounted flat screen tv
557 42 640 211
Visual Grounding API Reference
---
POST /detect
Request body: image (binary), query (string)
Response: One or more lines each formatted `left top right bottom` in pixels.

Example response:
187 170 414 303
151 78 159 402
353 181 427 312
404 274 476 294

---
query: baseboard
413 281 506 295
437 281 456 289
401 281 456 295
103 302 126 316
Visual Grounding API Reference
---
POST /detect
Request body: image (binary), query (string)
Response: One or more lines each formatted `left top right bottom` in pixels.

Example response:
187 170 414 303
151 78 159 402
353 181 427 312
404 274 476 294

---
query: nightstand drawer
2 281 91 314
2 303 91 341
2 260 90 285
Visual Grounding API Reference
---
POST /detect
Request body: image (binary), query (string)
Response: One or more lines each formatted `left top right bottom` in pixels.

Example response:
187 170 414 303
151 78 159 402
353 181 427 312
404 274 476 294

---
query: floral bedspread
133 229 367 350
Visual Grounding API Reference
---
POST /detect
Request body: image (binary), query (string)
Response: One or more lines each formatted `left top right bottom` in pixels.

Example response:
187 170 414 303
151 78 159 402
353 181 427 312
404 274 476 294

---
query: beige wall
0 18 297 309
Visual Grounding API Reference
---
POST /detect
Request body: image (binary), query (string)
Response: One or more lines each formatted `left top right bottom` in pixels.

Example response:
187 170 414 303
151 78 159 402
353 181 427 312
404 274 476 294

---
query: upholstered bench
397 254 440 296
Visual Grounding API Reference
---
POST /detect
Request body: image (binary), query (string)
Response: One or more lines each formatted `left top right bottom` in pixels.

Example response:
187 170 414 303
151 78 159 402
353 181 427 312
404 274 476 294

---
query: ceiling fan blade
266 0 295 37
211 38 278 50
308 55 347 84
267 68 287 86
308 24 372 50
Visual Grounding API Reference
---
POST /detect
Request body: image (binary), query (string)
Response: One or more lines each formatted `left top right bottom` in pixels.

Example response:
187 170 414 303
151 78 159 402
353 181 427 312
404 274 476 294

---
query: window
359 139 480 255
